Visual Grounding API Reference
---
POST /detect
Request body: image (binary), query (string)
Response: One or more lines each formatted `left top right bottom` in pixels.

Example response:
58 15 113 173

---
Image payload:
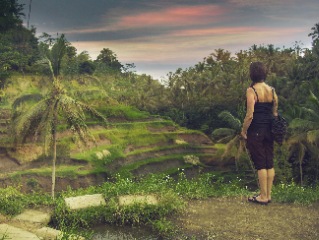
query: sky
19 0 319 80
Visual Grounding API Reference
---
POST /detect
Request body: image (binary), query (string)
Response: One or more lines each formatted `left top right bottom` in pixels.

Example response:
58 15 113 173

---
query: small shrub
183 155 200 165
151 218 175 237
0 186 24 215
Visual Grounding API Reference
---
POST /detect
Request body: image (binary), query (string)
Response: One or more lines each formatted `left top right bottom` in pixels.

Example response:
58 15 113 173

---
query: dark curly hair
250 62 267 84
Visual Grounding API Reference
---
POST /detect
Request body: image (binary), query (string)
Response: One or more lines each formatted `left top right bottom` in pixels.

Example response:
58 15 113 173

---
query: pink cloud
65 5 229 35
117 5 228 28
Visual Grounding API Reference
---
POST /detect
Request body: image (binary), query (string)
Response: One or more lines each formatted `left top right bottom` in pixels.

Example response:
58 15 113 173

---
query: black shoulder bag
271 88 287 145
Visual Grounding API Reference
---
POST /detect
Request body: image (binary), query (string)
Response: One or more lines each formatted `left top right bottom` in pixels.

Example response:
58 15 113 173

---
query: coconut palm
288 91 319 185
13 35 107 199
211 108 248 170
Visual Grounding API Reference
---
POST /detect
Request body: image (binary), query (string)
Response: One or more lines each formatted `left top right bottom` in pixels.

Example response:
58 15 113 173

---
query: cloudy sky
19 0 319 79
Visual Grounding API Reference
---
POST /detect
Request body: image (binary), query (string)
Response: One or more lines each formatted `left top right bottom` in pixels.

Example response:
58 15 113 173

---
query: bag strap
251 86 259 102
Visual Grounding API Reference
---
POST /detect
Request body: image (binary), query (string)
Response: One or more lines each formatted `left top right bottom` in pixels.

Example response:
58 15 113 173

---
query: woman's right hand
241 131 247 140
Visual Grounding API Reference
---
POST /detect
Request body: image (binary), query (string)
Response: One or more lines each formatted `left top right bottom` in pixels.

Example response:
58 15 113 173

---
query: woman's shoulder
246 87 255 94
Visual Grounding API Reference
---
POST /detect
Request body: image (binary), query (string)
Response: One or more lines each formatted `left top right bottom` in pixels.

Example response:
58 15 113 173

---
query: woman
241 62 278 205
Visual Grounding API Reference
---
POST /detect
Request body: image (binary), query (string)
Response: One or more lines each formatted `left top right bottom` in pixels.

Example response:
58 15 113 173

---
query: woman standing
241 62 278 205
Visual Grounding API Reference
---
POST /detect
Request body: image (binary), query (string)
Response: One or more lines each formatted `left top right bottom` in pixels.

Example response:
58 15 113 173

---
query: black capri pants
246 127 274 170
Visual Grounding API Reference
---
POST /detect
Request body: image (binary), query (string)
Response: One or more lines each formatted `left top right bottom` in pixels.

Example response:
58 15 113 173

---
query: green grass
124 144 191 156
0 186 53 215
95 104 151 120
272 182 319 205
8 165 94 178
1 172 318 238
71 123 186 161
116 153 210 177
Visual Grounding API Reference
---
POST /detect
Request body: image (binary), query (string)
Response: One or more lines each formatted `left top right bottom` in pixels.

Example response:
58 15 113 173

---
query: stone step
13 209 51 226
118 195 158 206
35 227 85 240
65 194 106 210
0 224 40 240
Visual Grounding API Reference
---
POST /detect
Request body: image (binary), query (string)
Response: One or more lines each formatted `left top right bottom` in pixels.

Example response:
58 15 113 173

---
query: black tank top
249 86 274 130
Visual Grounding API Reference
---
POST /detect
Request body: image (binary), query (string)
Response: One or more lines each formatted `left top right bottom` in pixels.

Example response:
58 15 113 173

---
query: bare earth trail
173 197 319 240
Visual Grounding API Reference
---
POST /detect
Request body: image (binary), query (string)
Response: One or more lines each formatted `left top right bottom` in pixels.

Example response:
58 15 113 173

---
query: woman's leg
264 129 275 201
247 129 268 203
257 169 268 202
267 168 275 200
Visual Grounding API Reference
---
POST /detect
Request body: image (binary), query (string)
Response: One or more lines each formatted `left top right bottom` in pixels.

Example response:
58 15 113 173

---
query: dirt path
174 197 319 240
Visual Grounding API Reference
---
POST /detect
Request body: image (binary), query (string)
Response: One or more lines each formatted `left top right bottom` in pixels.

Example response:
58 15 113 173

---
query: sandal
248 196 268 205
253 194 271 203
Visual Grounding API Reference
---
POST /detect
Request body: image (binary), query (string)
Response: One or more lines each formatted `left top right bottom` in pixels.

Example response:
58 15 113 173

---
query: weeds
273 182 319 205
0 186 52 215
1 173 318 238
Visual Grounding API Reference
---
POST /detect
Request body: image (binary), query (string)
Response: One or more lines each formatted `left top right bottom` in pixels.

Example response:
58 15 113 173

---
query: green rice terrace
0 105 221 192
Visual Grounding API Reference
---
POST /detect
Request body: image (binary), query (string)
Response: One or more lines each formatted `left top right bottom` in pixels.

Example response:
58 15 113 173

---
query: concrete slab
0 224 40 240
118 195 158 206
34 227 85 240
35 226 61 239
65 194 106 210
13 209 51 225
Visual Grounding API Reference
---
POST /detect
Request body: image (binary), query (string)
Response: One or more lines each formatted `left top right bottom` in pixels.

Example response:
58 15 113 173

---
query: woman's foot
248 195 269 205
253 194 271 203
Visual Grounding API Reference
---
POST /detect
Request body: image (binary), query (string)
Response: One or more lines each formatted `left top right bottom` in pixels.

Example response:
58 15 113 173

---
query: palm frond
58 95 107 144
289 118 319 132
77 101 108 124
300 106 319 121
58 95 89 143
218 111 241 132
222 134 241 159
211 128 236 141
14 98 50 143
36 98 56 153
309 91 319 109
12 93 44 110
307 130 319 144
286 132 307 145
35 57 55 81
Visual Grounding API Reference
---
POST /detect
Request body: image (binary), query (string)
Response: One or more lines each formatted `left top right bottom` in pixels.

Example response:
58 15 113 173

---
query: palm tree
13 35 107 199
288 91 319 185
211 108 248 171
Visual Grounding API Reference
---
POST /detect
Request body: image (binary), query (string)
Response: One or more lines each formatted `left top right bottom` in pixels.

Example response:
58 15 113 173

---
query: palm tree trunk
299 160 303 186
51 105 58 199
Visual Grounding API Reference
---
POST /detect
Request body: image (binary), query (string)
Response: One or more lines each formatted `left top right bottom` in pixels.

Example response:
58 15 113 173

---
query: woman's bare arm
241 88 255 138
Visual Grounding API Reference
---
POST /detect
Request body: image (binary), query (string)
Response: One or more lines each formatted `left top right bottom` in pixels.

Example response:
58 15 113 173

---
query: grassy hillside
0 74 227 193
